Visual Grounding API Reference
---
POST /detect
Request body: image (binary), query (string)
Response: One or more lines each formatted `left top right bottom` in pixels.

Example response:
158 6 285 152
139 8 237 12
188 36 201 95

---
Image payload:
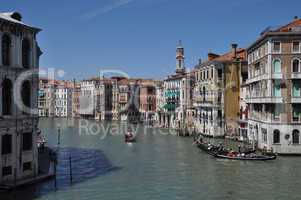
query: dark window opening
22 38 31 68
273 130 280 144
2 166 12 176
22 132 33 151
2 79 12 115
23 162 32 171
2 34 11 66
2 134 12 155
293 130 300 144
21 81 31 113
293 59 300 73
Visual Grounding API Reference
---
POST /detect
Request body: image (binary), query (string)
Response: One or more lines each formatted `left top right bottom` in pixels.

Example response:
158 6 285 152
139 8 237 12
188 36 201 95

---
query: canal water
2 118 301 200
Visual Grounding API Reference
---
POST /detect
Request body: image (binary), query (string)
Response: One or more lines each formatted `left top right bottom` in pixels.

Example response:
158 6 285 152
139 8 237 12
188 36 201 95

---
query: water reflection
0 147 120 200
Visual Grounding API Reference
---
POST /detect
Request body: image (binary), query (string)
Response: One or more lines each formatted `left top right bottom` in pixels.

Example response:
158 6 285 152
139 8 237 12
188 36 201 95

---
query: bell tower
176 40 185 74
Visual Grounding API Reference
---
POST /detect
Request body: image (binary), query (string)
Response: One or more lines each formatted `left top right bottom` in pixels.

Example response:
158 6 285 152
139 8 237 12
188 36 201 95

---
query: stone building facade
0 12 42 183
246 18 301 154
193 45 247 137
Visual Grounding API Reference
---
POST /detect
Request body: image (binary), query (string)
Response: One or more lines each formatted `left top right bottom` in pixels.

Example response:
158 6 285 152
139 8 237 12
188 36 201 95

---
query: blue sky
2 0 301 80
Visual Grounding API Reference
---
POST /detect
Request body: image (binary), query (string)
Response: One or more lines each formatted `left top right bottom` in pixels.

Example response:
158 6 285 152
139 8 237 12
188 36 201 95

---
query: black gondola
213 154 277 161
125 132 136 143
197 143 277 161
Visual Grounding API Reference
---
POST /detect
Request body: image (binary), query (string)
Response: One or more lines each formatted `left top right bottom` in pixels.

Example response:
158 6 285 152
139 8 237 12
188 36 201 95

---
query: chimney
232 43 238 59
198 58 202 65
208 53 220 61
294 16 298 20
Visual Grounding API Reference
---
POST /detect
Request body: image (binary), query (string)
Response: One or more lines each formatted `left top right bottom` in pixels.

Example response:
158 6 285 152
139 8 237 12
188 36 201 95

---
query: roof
0 12 41 32
277 18 301 32
196 48 246 69
213 48 246 62
248 18 301 51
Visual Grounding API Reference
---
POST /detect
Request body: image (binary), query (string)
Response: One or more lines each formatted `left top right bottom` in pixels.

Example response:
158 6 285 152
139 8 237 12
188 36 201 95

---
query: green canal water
2 118 301 200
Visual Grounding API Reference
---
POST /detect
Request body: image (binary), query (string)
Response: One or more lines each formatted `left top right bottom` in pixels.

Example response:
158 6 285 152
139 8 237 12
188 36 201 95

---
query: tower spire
176 40 185 74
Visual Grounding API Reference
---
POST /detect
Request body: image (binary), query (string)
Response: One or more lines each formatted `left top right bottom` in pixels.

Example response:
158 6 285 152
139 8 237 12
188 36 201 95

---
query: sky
2 0 301 80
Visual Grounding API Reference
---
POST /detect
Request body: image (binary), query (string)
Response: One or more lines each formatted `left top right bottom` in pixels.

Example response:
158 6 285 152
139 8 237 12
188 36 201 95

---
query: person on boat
208 143 212 150
218 142 224 153
238 145 241 154
227 149 235 157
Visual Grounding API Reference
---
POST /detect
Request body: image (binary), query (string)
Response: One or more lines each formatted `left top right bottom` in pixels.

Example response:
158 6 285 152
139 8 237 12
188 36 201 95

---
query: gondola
197 142 277 161
125 132 136 143
213 154 277 161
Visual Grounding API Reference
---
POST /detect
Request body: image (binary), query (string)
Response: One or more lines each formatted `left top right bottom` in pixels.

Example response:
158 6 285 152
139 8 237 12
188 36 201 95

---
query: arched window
273 59 281 73
2 79 12 115
292 59 300 73
273 129 280 144
292 130 300 144
21 81 31 113
2 34 11 66
22 38 30 68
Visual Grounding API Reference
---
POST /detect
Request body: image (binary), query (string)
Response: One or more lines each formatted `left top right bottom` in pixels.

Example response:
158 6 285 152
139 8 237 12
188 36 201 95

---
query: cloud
80 0 134 20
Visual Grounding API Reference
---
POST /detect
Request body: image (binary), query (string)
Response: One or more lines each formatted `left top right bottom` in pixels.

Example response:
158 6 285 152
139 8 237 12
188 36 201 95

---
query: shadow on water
0 147 121 200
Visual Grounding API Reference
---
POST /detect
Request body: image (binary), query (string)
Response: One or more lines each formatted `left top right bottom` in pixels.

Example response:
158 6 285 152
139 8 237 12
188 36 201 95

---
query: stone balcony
0 115 38 129
246 96 283 104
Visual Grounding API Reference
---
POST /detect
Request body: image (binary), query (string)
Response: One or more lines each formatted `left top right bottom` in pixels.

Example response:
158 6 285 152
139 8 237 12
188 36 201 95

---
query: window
293 41 300 53
273 129 280 144
218 69 222 79
2 134 12 155
23 162 32 171
273 59 281 73
21 81 31 113
292 59 300 73
2 34 11 66
292 104 301 122
273 80 281 97
262 128 267 143
293 80 301 97
22 38 31 68
22 132 33 151
2 79 12 115
273 42 281 53
292 130 300 144
272 104 283 121
2 166 12 177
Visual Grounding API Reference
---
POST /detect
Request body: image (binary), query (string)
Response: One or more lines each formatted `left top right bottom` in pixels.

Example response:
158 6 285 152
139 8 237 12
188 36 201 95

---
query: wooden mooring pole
54 162 57 190
69 155 73 185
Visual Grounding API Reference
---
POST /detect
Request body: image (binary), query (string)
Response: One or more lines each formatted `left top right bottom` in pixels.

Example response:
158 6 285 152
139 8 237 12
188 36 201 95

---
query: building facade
95 78 113 121
0 12 42 183
79 78 98 119
71 81 81 118
246 18 301 154
139 80 157 124
193 45 247 137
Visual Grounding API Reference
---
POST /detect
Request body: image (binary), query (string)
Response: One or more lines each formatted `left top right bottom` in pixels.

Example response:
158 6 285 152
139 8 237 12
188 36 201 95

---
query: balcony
292 97 301 103
0 116 38 129
291 73 301 79
246 96 283 104
246 74 268 85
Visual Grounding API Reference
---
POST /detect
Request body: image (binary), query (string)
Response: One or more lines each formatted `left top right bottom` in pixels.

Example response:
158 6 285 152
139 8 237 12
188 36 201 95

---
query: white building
79 78 98 118
158 41 194 131
0 12 42 183
54 86 72 117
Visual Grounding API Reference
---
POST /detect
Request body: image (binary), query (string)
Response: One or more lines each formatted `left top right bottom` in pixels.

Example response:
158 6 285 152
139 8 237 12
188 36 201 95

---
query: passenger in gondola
227 149 235 157
208 143 212 150
238 145 241 154
218 142 224 153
